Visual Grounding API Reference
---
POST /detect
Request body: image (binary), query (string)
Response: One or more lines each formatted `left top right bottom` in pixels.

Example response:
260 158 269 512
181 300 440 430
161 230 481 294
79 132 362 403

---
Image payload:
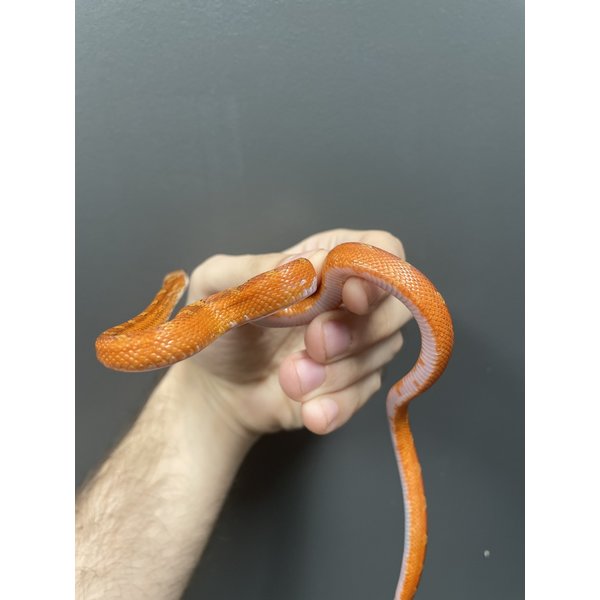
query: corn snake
96 241 454 599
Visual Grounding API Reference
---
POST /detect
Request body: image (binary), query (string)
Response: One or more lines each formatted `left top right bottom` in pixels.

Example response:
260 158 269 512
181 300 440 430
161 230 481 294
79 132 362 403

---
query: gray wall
76 1 523 598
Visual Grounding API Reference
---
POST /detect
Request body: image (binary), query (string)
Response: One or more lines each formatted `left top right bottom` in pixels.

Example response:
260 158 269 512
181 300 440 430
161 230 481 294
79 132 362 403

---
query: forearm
76 363 256 600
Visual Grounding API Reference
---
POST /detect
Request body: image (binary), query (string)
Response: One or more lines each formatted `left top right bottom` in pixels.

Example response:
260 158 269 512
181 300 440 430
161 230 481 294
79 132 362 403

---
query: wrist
153 361 260 455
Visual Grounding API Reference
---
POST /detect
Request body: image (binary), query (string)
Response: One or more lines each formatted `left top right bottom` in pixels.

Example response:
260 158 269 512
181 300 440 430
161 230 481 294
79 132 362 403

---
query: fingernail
294 358 326 394
323 321 351 359
319 397 339 428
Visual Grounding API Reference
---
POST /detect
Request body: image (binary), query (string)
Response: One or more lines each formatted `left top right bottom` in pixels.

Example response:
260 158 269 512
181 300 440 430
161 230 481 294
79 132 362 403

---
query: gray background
76 1 523 598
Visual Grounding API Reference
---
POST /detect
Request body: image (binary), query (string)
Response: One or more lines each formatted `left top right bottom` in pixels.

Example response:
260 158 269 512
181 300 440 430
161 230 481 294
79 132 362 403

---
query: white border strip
1 2 74 598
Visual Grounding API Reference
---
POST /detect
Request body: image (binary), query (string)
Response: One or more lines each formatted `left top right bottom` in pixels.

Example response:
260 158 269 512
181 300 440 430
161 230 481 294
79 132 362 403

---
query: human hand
161 229 411 440
79 229 414 600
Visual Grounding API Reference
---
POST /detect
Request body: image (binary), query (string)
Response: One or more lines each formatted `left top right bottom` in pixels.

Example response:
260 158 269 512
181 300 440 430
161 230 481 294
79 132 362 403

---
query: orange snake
96 242 453 600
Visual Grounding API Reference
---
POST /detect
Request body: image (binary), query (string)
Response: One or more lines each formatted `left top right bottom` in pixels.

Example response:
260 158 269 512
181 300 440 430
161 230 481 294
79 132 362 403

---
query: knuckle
381 332 404 364
371 371 383 394
190 253 235 296
360 230 405 260
189 263 205 288
248 254 269 276
192 253 226 279
379 231 406 260
392 331 404 353
355 372 382 411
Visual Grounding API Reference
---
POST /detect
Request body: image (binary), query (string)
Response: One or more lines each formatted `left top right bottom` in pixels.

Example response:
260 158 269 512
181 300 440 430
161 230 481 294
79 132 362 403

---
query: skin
76 228 411 600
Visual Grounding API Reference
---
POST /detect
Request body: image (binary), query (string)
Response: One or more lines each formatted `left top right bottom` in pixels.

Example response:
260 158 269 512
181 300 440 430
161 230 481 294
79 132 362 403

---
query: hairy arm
76 229 409 599
76 364 256 600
